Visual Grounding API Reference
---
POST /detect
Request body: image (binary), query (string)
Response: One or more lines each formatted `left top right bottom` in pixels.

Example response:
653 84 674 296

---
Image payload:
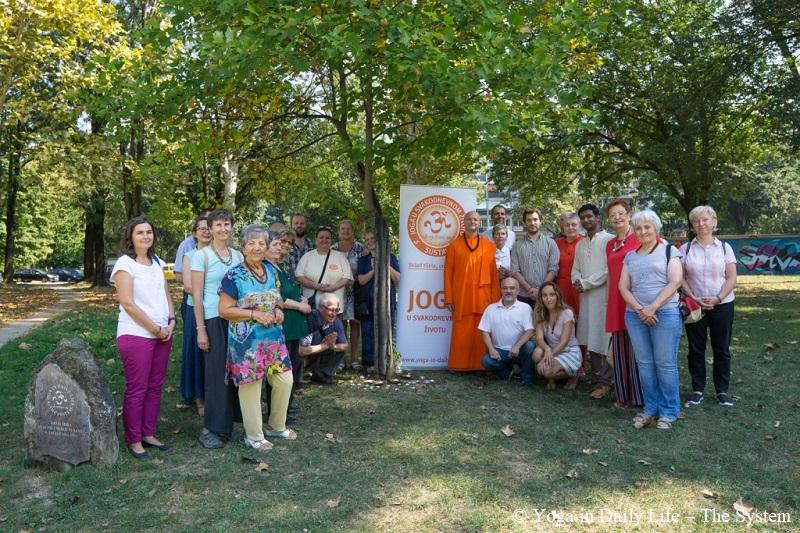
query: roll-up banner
397 185 477 370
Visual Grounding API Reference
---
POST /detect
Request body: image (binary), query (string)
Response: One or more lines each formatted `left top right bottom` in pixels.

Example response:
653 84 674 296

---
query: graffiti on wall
729 237 800 275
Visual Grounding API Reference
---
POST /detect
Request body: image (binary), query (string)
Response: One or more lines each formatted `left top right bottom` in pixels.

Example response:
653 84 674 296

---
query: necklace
244 261 267 283
464 234 479 252
211 244 233 266
611 229 631 253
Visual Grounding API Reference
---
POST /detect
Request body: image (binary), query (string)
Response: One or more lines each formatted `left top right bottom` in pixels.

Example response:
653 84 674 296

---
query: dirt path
0 286 82 349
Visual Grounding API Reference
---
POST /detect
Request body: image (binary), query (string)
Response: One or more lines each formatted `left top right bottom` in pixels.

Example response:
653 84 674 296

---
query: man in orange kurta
444 211 500 371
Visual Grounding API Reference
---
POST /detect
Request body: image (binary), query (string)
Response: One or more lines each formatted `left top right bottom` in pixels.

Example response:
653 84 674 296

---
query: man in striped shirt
510 207 560 307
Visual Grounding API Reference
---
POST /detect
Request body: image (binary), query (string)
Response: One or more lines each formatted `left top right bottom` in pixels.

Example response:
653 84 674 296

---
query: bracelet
249 310 254 320
168 316 176 324
197 325 206 330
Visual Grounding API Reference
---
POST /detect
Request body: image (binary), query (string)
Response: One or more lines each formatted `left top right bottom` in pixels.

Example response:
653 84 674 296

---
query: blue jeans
625 307 682 421
481 341 536 385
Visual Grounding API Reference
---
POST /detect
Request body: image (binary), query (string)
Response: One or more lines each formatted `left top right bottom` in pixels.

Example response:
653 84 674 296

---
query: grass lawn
0 276 798 531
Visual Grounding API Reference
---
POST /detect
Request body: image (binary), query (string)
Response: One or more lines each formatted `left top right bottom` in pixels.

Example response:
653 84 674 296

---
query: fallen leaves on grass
463 432 479 439
754 401 764 411
566 469 579 479
152 458 164 465
500 425 515 437
255 462 269 472
118 479 128 485
582 448 597 455
764 342 780 351
701 489 719 499
0 286 59 325
773 421 782 428
164 385 176 393
326 496 341 508
638 459 651 466
148 488 156 497
733 500 755 516
598 461 609 467
19 342 31 350
324 432 339 443
764 435 775 441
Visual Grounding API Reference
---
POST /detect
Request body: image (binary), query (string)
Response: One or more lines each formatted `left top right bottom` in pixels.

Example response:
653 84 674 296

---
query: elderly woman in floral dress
219 225 296 451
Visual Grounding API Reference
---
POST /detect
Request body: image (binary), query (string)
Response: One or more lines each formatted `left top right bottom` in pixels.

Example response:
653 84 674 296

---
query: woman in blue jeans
619 210 683 430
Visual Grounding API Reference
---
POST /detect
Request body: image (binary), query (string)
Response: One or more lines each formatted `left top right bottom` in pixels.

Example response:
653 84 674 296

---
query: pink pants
117 335 172 444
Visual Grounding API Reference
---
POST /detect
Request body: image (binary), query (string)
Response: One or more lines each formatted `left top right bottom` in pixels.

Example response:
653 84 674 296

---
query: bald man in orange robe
444 211 501 371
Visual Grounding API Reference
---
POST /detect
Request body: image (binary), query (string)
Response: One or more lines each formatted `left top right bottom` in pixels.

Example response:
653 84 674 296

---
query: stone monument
24 338 118 469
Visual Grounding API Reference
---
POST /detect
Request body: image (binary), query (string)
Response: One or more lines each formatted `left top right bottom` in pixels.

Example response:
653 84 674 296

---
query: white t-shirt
478 299 534 351
111 255 170 338
483 226 515 253
295 248 353 305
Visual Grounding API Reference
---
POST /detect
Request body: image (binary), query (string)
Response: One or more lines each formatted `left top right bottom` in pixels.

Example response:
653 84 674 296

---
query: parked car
48 267 84 282
14 269 59 282
162 262 176 281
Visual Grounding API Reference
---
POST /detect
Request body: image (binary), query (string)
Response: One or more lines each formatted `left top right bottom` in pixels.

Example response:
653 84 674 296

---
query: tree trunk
88 116 108 287
220 153 239 211
2 122 21 282
372 210 394 378
121 121 144 219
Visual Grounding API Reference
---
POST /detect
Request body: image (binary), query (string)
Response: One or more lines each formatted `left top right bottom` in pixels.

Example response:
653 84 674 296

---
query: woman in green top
269 229 311 402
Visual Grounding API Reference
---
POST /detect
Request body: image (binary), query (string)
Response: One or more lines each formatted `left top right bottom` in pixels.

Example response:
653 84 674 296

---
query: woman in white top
191 209 244 449
533 281 582 390
680 205 737 408
112 217 175 460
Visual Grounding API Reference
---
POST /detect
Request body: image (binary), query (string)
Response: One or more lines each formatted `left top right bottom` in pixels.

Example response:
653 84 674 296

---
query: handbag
308 250 331 309
667 242 704 324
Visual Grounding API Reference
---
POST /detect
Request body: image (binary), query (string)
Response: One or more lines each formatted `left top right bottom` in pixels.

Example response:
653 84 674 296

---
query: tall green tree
148 0 616 375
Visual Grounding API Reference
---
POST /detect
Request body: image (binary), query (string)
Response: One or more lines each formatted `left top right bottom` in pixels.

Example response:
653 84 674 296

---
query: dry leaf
480 405 489 411
616 438 624 444
0 515 8 523
390 501 402 506
788 340 798 345
733 500 755 516
18 342 31 350
105 358 115 365
735 378 744 384
754 401 764 410
118 479 128 485
638 459 651 465
172 429 180 434
147 488 156 497
165 385 176 393
566 469 579 479
326 496 341 508
598 461 609 467
773 421 782 428
764 435 775 441
324 432 338 443
701 489 719 499
500 425 515 437
463 432 479 439
582 448 598 455
764 342 780 351
152 458 164 465
255 462 269 472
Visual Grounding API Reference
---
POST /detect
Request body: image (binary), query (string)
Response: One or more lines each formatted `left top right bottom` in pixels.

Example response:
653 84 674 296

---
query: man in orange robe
444 211 500 371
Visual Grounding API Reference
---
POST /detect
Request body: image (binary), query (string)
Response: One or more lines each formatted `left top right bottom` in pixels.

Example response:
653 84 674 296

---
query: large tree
492 0 791 220
147 0 615 376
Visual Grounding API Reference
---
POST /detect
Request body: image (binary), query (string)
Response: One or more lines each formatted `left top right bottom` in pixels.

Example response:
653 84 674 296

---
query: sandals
656 417 673 430
632 412 655 429
244 437 274 451
564 377 578 390
265 427 298 440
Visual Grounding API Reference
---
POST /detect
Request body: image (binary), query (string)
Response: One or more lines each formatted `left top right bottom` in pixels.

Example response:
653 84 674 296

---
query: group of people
447 201 737 431
112 211 399 459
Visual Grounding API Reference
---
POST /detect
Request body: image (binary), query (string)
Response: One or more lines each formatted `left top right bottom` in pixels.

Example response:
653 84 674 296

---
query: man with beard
479 277 535 386
510 207 559 307
286 213 315 279
444 211 500 372
571 203 614 399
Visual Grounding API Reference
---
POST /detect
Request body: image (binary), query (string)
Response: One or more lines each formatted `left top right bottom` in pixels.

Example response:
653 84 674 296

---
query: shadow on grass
0 278 798 531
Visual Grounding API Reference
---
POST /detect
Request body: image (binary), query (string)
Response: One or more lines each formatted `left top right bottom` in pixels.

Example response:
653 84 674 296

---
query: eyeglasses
320 304 341 312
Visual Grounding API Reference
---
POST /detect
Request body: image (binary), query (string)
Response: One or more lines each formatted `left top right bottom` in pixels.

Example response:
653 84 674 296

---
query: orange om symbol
423 210 452 234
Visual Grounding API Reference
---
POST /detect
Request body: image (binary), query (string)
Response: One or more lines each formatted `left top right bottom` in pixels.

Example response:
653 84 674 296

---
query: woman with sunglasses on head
191 209 244 449
178 215 211 416
111 216 175 460
605 199 644 409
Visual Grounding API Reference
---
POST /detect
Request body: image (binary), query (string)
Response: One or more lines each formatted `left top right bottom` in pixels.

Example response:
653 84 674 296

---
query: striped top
509 233 560 289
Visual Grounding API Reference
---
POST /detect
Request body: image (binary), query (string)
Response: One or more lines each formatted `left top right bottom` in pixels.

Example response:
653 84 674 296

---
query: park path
0 286 82 349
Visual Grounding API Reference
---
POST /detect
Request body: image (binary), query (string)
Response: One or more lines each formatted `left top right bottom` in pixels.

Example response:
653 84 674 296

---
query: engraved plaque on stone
33 364 91 465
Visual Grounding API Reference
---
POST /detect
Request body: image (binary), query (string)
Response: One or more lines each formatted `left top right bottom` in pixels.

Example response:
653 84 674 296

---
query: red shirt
554 236 583 315
605 233 640 332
